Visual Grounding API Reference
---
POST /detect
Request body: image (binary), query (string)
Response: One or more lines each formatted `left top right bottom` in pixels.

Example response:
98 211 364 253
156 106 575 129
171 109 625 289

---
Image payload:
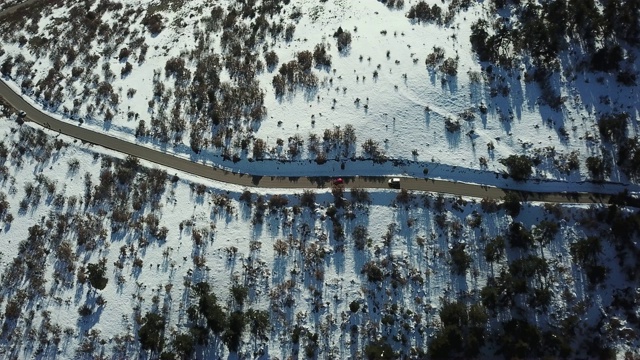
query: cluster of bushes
141 12 164 34
333 27 352 52
361 138 386 163
598 112 629 143
595 112 640 179
499 155 533 181
272 57 319 96
173 282 270 355
473 0 639 70
307 124 357 161
428 301 488 358
407 1 443 23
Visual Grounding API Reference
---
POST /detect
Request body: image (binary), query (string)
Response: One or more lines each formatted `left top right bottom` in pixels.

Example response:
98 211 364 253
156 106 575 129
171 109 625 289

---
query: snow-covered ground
0 0 637 186
0 112 638 358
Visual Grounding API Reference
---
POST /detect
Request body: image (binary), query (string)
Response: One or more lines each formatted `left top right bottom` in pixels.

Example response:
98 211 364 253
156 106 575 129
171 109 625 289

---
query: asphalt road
0 1 615 204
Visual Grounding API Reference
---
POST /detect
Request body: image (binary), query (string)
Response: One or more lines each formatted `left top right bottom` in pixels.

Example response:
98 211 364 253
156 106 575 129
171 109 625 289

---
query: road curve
0 0 616 204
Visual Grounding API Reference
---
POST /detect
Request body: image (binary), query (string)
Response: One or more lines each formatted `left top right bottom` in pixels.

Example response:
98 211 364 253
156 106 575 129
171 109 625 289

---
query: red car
333 178 344 185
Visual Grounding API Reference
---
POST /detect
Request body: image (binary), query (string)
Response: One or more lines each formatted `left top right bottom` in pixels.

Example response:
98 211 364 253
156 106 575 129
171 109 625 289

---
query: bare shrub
334 27 352 52
118 47 130 61
142 13 164 34
313 43 331 67
264 50 279 70
297 50 313 72
300 190 316 208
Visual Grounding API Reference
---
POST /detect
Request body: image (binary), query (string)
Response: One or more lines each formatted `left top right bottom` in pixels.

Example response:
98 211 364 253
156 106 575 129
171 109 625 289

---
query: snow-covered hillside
0 110 639 358
1 0 638 185
1 0 640 358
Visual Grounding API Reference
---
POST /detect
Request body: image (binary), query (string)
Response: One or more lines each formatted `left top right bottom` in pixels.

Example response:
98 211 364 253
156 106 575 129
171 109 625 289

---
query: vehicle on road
388 178 400 188
333 178 344 185
18 110 26 117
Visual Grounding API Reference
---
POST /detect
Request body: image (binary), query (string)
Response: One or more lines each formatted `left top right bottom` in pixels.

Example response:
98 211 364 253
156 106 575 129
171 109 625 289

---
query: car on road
18 110 26 117
388 178 400 188
333 178 344 185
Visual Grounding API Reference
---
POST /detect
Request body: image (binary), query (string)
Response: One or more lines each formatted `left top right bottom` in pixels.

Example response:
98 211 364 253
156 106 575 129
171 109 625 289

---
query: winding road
0 1 622 204
1 79 615 204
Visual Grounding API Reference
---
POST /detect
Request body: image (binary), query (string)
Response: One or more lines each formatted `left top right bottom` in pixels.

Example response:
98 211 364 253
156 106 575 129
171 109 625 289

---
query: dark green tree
199 292 227 334
87 262 108 290
230 284 249 307
500 155 533 181
172 333 194 359
246 308 270 340
502 192 522 217
223 311 246 352
139 312 166 353
508 222 534 249
364 339 395 360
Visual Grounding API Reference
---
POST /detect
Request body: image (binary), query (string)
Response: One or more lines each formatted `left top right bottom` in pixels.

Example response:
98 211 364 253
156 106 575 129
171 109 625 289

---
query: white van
388 178 400 188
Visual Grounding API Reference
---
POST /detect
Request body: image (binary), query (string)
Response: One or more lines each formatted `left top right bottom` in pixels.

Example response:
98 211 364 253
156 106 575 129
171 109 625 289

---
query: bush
268 195 289 209
230 285 248 306
87 262 108 290
142 13 164 34
362 261 384 282
499 155 533 181
349 300 360 312
118 47 130 61
508 222 534 249
78 304 92 317
449 242 472 275
445 117 461 132
502 192 522 217
333 27 352 51
440 57 458 76
223 311 246 352
598 112 628 142
313 43 331 67
264 50 278 70
296 50 313 72
172 333 194 358
300 190 316 208
407 1 443 23
586 156 606 180
364 339 395 359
